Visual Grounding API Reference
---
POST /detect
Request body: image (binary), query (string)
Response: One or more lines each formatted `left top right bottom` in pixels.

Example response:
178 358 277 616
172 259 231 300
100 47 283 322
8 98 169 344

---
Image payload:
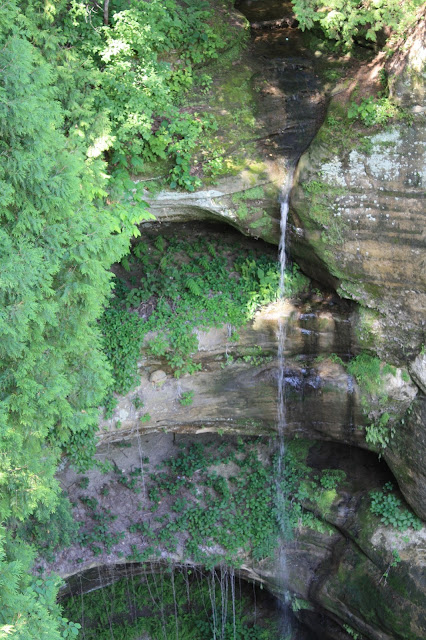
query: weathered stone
55 437 425 640
149 369 167 385
385 396 426 520
98 298 414 447
290 118 426 363
288 9 426 364
409 353 426 395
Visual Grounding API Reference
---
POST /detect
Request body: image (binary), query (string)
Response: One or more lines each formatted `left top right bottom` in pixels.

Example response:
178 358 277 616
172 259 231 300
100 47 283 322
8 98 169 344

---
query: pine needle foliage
0 3 148 635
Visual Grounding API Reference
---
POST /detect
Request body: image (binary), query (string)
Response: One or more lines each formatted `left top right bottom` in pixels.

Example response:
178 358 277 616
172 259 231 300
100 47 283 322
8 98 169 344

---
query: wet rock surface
56 437 425 640
142 0 325 244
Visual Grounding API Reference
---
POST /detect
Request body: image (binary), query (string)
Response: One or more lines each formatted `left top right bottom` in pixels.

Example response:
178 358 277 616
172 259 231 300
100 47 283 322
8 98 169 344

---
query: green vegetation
381 548 402 584
0 0 247 634
346 353 409 450
22 0 243 192
190 64 262 184
347 353 395 404
14 492 80 563
348 96 400 127
62 567 282 640
0 0 154 633
292 0 423 50
347 70 411 128
343 625 360 640
179 390 195 406
101 235 309 398
365 413 395 449
66 438 341 568
370 482 422 532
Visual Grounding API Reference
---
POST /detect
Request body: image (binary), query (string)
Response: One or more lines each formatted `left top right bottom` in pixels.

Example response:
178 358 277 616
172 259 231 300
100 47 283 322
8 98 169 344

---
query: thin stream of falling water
275 166 295 634
277 166 295 470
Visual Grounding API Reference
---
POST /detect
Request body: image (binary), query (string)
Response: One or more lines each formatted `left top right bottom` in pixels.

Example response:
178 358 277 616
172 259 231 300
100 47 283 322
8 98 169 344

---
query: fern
154 235 166 253
185 278 203 296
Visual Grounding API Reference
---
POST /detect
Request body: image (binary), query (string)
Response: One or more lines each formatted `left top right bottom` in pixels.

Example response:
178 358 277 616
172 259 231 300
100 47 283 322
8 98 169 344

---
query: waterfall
277 167 294 471
275 166 295 634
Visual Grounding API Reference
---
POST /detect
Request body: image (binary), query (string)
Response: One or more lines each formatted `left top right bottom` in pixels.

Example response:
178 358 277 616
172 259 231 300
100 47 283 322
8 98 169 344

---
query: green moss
286 438 312 464
355 307 382 350
299 180 347 245
402 370 410 383
250 213 272 232
236 202 249 220
316 488 338 516
232 186 266 202
332 550 420 638
315 102 361 155
191 61 265 183
347 353 383 396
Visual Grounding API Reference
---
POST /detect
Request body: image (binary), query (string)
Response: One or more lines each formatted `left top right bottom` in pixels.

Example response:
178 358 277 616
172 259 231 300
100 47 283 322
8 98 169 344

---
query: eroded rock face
140 0 325 245
57 439 426 640
98 298 414 449
290 13 426 364
409 354 426 395
97 293 424 519
385 396 426 520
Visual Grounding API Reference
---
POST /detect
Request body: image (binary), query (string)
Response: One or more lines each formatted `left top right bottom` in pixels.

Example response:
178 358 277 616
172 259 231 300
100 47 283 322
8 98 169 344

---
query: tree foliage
0 0 234 633
0 2 151 635
16 0 231 190
292 0 423 48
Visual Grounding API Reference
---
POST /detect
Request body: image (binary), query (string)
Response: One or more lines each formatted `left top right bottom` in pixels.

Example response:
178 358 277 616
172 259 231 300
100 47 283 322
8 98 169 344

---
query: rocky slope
289 11 426 365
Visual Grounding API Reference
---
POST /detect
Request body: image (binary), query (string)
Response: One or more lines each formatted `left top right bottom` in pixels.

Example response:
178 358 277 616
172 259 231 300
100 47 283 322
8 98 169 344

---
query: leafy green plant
348 97 399 127
292 0 422 50
365 412 395 448
101 236 309 395
179 391 195 406
77 497 125 554
381 548 402 584
78 477 90 490
132 396 144 409
319 469 346 491
370 482 422 532
343 625 360 640
347 353 390 398
99 303 146 396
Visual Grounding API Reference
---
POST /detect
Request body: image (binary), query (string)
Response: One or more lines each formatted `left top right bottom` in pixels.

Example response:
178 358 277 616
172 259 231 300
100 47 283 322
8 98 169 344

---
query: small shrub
348 96 399 127
370 482 422 532
179 391 195 406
